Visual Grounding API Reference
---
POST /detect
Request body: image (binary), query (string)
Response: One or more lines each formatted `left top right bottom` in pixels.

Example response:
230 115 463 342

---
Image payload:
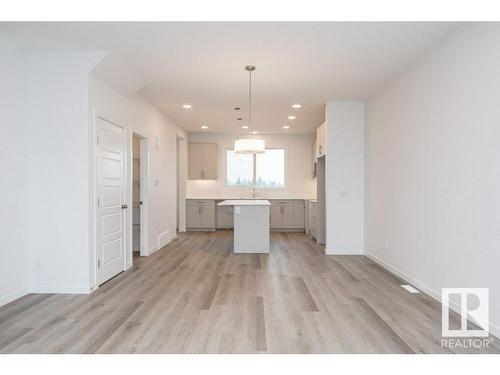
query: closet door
96 117 126 285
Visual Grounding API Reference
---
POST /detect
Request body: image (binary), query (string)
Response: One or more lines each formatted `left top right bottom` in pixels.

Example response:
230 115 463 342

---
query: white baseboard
158 231 176 248
148 232 177 256
148 245 159 255
0 286 30 307
325 248 364 255
365 251 500 339
0 284 93 307
28 285 92 294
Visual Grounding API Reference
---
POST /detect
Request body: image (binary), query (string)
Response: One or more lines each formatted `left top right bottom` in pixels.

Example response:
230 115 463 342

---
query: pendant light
234 65 265 154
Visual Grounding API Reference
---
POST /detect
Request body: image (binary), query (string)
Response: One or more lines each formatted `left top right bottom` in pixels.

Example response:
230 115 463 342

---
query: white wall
0 38 29 304
365 23 500 336
325 101 365 255
89 76 187 285
25 51 106 293
187 133 316 199
0 46 186 303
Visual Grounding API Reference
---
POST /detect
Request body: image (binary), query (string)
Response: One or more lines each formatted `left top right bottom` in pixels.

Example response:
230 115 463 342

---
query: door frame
176 134 186 232
130 132 150 257
92 112 129 288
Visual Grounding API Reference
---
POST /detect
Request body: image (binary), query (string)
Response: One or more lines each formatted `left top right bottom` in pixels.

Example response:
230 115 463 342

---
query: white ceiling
2 22 459 134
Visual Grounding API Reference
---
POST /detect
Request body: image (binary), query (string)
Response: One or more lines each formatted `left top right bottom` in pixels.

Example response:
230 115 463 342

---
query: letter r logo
442 288 489 337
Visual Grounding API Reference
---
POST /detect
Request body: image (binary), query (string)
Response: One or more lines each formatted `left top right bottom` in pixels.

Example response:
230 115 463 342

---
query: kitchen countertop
218 199 271 206
187 197 316 201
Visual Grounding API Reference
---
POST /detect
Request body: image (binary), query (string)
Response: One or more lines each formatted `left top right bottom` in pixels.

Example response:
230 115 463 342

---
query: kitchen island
217 200 271 253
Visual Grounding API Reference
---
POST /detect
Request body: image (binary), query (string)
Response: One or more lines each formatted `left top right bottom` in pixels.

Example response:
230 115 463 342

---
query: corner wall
365 23 500 336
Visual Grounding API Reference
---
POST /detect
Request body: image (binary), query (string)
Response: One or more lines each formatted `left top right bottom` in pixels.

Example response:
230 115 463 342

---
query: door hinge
98 259 101 268
96 136 100 144
97 197 100 207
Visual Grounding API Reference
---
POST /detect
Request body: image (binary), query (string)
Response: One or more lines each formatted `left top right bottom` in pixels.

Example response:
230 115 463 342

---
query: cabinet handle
200 206 203 214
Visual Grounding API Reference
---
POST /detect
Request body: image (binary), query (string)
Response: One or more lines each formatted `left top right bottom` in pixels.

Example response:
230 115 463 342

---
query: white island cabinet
217 200 271 253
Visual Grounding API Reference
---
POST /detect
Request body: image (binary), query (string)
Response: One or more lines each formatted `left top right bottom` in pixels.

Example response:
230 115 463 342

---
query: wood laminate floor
1 231 498 354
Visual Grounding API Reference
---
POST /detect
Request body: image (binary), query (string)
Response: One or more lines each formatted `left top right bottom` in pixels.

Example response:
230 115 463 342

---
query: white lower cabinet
216 204 233 229
187 199 306 232
186 200 216 230
270 200 305 231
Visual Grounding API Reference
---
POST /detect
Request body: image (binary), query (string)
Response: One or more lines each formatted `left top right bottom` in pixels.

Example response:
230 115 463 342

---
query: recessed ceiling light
288 115 296 120
292 104 302 108
283 125 290 129
252 131 259 134
201 125 208 129
242 125 249 129
182 104 192 109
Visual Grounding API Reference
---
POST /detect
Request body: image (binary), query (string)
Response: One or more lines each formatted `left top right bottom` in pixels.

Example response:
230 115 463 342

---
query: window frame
225 147 286 189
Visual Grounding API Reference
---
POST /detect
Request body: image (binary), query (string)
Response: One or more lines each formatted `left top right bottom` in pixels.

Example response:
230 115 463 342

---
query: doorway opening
131 133 149 257
176 137 180 232
132 135 141 255
316 155 326 245
176 134 186 233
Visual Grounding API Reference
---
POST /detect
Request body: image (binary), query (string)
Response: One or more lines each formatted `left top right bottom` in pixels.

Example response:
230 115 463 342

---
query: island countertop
217 199 271 206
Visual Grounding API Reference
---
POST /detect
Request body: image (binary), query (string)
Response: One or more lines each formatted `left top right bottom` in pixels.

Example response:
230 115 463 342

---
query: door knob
121 204 128 209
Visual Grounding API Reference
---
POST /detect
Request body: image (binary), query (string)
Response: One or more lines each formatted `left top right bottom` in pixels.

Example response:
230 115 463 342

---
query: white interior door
96 117 126 285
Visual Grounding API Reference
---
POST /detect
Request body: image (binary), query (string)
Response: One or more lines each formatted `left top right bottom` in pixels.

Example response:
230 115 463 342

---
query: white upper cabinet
316 122 326 157
189 143 218 180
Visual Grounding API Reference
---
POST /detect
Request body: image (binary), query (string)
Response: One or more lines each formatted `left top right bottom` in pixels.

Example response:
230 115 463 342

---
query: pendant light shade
235 65 266 154
234 138 265 154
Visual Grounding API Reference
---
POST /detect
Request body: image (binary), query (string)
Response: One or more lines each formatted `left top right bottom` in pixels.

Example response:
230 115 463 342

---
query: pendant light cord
248 68 252 135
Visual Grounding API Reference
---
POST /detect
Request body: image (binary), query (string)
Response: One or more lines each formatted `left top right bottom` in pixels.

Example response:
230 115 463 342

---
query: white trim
130 133 150 259
365 251 500 339
325 248 364 255
28 285 92 294
0 286 30 307
148 233 177 256
158 230 173 249
148 245 159 256
140 136 150 256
